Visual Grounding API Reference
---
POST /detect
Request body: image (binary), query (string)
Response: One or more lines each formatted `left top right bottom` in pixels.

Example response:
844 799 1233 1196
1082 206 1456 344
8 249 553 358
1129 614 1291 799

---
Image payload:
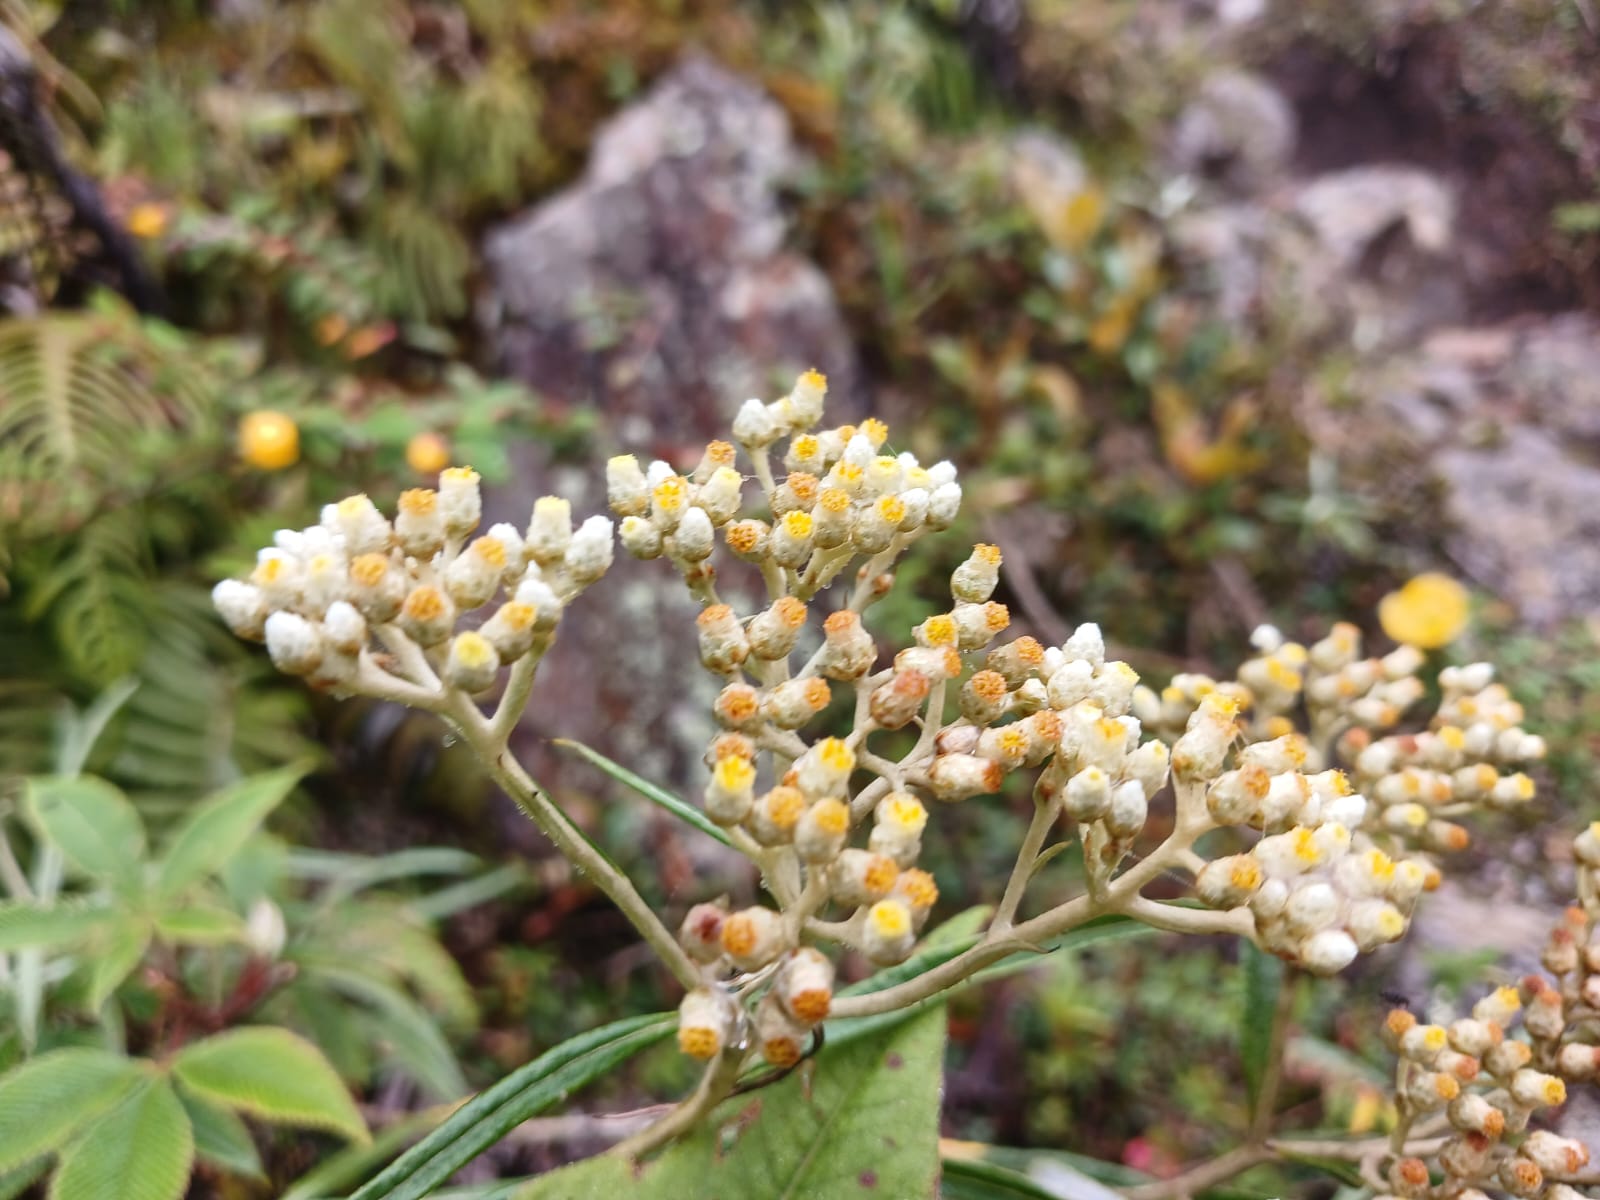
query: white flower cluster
1340 661 1545 849
1373 864 1600 1200
212 468 614 697
608 369 961 601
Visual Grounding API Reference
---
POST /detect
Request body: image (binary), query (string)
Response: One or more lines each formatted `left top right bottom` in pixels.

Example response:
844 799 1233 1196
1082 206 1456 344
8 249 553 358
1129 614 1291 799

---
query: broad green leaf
304 965 467 1099
173 1028 367 1144
552 738 733 847
177 1087 263 1182
153 904 246 946
23 776 145 888
0 1157 49 1200
0 1047 143 1171
50 1078 193 1200
0 901 108 951
1240 942 1285 1111
518 1004 948 1200
157 766 304 897
84 918 153 1012
348 1014 672 1200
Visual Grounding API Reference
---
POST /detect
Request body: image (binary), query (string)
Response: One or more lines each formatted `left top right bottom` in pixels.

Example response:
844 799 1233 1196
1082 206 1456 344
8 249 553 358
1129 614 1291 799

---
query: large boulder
481 55 861 450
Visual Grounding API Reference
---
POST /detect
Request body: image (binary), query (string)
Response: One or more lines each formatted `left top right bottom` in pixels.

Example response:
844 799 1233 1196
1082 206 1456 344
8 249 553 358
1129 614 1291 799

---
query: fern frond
0 314 213 543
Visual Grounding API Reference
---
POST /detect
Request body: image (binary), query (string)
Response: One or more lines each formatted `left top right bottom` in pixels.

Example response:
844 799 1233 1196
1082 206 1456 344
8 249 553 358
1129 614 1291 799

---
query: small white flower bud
395 488 446 559
213 579 269 641
678 987 738 1059
748 597 807 660
1509 1068 1567 1109
926 753 1005 802
861 898 916 965
721 906 785 971
775 947 834 1024
620 514 664 559
829 849 899 909
1559 1042 1600 1079
1124 739 1171 797
1497 1157 1544 1199
250 549 302 610
444 535 509 609
566 516 615 584
817 610 876 680
1063 766 1112 824
264 611 324 676
695 604 749 673
696 467 744 525
724 518 770 562
770 510 815 569
438 467 481 538
951 544 1002 604
324 494 392 557
871 670 931 731
1299 928 1358 975
1284 882 1340 936
606 454 649 517
786 369 828 429
444 631 501 693
869 792 928 868
810 487 852 549
1193 856 1266 920
1348 899 1406 950
512 573 563 628
732 397 780 447
1522 1130 1589 1177
704 755 757 826
244 897 287 959
926 481 962 529
794 798 851 863
795 737 856 799
678 903 727 964
1063 623 1106 667
897 487 929 529
755 991 809 1068
525 496 573 566
347 553 406 623
322 601 366 655
749 786 806 846
399 585 456 647
480 600 538 662
763 677 832 730
671 506 715 562
1105 779 1147 838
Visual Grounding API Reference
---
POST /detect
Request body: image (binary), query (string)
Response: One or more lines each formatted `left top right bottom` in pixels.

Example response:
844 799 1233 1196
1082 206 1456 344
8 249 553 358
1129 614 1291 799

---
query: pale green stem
992 787 1063 934
610 1042 744 1162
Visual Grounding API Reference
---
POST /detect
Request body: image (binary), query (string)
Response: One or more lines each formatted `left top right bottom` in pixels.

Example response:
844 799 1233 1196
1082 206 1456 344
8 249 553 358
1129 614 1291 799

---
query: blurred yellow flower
315 313 350 346
125 203 169 239
1378 572 1470 649
239 410 300 471
406 431 451 475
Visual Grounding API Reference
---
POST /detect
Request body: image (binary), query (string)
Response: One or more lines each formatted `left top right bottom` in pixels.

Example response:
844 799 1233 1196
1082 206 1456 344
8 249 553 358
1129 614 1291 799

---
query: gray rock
480 55 862 445
1169 70 1297 193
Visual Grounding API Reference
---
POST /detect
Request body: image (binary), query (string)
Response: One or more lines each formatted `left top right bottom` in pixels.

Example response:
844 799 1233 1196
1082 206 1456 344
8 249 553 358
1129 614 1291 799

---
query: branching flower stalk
213 368 1550 1163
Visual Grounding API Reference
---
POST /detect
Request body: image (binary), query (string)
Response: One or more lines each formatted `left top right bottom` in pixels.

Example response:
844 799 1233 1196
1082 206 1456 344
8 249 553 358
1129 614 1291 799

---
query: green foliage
518 1005 947 1199
49 1077 194 1200
0 1048 143 1171
172 1027 368 1143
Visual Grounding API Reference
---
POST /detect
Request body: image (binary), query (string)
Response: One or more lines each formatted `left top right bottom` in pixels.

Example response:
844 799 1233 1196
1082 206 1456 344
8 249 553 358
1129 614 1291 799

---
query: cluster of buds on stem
1165 625 1545 974
212 468 613 706
1370 833 1600 1199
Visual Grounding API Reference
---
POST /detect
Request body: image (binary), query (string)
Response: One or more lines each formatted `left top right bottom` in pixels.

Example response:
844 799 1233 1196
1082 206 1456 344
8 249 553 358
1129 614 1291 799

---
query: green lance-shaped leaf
552 738 733 847
176 1086 264 1182
50 1078 194 1200
348 1014 672 1200
23 776 145 889
156 766 305 898
517 1003 949 1200
0 900 109 952
153 904 246 946
84 918 153 1012
1240 941 1285 1111
0 1048 143 1172
172 1027 367 1144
